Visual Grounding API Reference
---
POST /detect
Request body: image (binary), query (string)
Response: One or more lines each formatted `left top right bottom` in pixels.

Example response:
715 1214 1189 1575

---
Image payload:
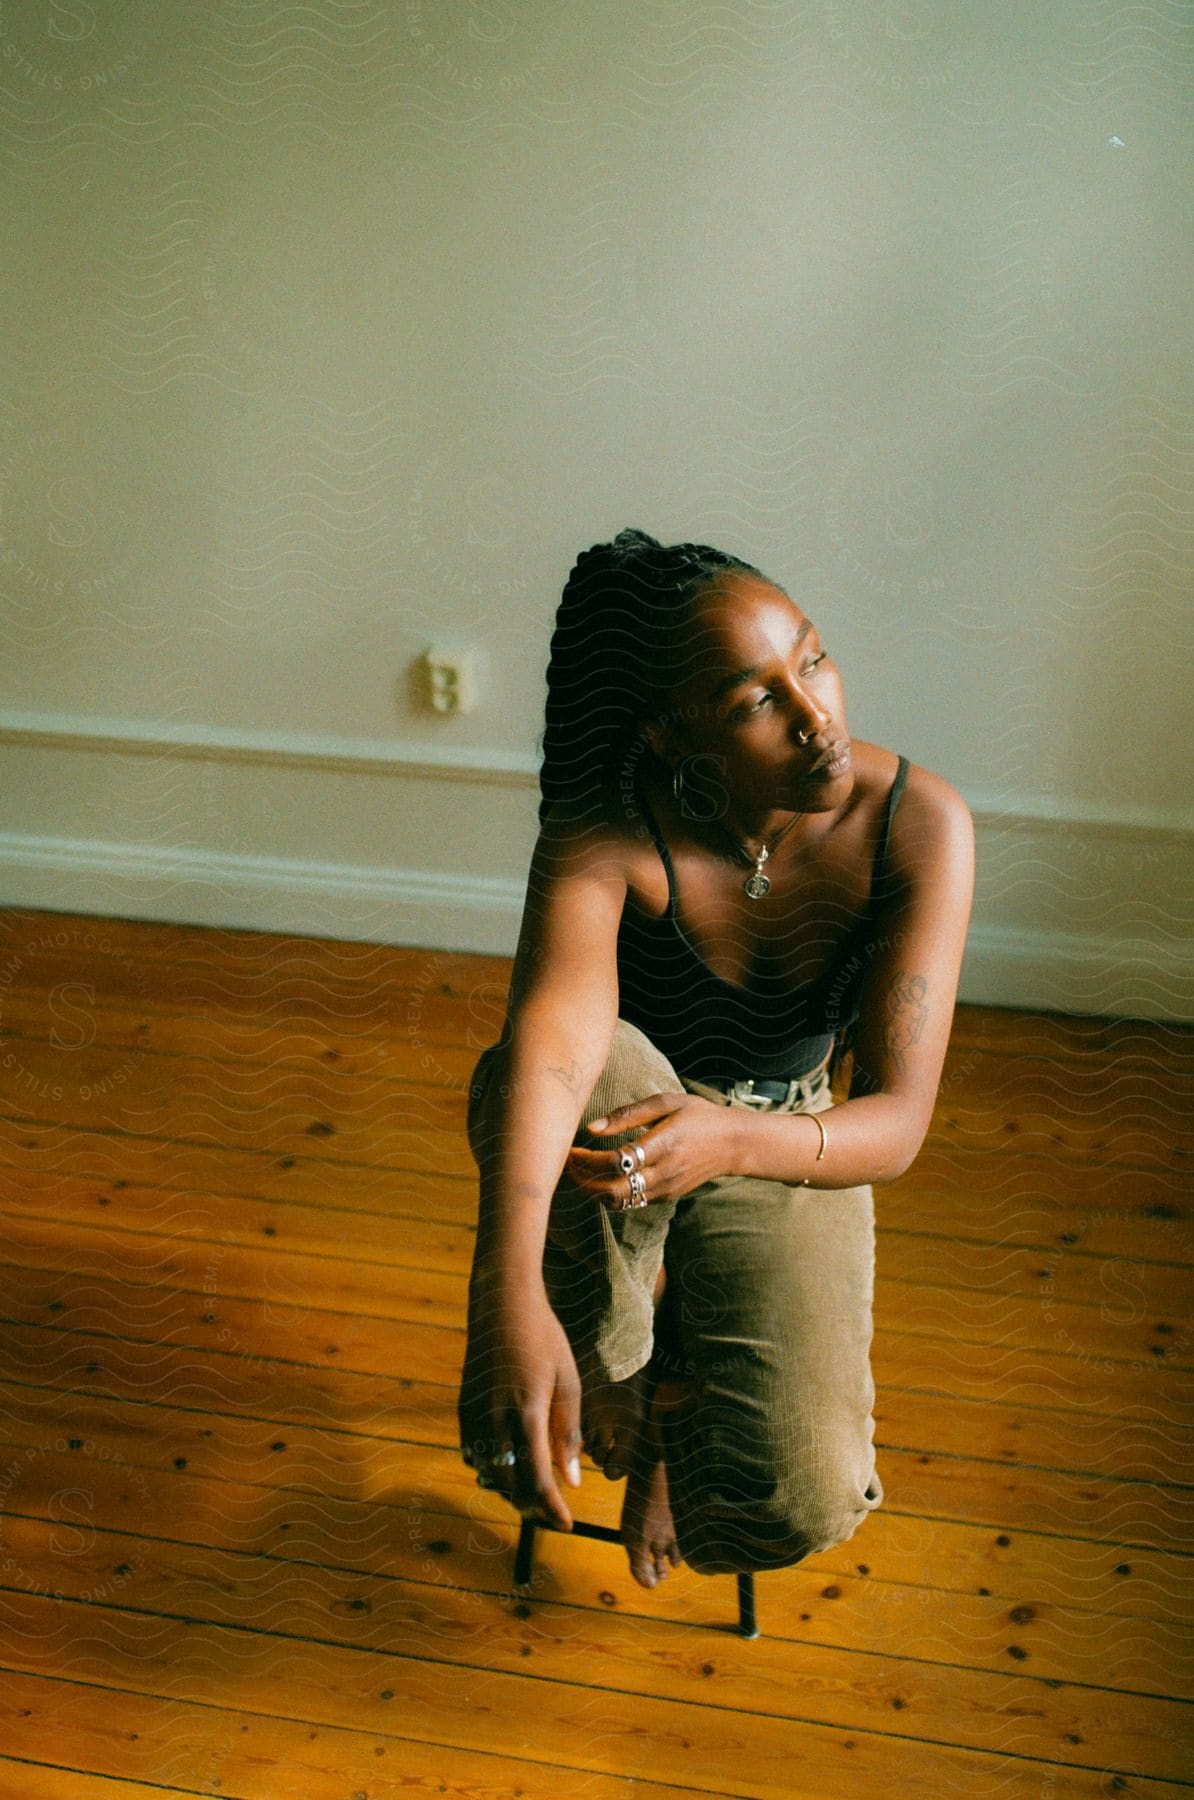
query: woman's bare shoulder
877 747 974 879
534 792 650 885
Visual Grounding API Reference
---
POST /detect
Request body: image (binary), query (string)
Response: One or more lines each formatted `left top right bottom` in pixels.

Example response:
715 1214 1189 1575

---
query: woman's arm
472 812 627 1274
734 764 975 1188
460 809 628 1529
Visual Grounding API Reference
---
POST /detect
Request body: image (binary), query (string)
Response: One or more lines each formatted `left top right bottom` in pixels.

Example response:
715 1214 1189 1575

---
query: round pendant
744 871 771 900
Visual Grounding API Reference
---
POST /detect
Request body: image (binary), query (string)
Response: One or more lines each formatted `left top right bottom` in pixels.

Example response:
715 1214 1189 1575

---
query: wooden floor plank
0 1750 213 1800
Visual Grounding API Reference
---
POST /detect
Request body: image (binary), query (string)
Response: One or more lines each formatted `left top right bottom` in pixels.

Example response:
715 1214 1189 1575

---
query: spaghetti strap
869 754 910 903
633 781 680 917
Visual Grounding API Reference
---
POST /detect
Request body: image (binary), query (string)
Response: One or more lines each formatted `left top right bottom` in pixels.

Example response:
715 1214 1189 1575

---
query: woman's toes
629 1540 676 1588
584 1432 628 1477
583 1369 646 1479
604 1439 631 1480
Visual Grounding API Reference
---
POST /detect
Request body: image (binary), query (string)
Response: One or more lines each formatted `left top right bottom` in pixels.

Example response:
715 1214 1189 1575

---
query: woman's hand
458 1265 584 1532
565 1091 740 1207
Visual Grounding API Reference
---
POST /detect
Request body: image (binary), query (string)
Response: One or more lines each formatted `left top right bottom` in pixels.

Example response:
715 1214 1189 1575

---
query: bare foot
620 1382 685 1588
581 1362 646 1480
582 1264 670 1479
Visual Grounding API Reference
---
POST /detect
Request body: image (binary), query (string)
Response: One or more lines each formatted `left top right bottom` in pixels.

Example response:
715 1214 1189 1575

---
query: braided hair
538 528 857 1093
539 528 771 828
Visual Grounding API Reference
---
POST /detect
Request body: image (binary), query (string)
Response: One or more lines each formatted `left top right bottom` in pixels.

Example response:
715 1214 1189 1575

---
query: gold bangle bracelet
796 1112 828 1188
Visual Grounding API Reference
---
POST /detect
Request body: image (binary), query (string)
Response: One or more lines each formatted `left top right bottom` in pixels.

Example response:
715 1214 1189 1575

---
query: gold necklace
717 811 805 901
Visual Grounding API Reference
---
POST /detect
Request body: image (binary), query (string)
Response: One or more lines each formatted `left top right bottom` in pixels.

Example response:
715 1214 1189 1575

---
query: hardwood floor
0 906 1190 1798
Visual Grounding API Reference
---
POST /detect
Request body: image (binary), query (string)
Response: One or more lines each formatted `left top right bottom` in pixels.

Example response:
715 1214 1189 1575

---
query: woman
459 529 974 1590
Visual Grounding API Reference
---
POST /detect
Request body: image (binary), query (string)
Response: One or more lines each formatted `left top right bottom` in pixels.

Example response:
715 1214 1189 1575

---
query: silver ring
618 1147 637 1175
484 1447 516 1468
627 1169 647 1207
633 1141 646 1168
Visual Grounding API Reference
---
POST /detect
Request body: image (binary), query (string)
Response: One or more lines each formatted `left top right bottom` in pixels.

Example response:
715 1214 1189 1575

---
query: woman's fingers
462 1432 519 1497
566 1142 673 1207
587 1091 686 1135
550 1387 584 1495
516 1405 575 1532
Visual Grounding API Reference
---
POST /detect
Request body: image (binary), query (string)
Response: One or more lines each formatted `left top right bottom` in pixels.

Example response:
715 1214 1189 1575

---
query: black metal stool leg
737 1571 759 1638
513 1515 538 1587
513 1516 760 1637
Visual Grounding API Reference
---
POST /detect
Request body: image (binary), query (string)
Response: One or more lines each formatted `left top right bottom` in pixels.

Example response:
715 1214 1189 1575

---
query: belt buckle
729 1078 774 1108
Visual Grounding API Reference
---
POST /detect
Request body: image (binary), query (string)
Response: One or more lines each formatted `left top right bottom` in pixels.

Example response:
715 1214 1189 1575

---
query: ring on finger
627 1169 647 1207
473 1446 516 1474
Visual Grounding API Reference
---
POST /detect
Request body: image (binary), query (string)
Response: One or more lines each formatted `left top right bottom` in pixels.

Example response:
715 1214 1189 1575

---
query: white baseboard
0 831 527 957
0 712 1190 1020
956 922 1192 1022
1 830 1190 1020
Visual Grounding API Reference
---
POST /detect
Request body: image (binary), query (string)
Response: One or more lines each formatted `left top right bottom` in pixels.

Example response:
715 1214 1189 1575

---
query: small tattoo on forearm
884 971 928 1074
548 1057 585 1095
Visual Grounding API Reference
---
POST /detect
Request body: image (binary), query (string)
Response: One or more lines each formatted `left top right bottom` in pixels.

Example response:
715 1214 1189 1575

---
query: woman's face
653 573 854 819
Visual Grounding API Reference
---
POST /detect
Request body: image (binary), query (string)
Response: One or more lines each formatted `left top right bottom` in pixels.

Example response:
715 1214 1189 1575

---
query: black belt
703 1063 831 1108
735 1078 800 1101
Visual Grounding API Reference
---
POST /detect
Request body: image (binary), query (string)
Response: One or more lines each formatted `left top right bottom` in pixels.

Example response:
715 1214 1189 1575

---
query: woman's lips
805 742 852 780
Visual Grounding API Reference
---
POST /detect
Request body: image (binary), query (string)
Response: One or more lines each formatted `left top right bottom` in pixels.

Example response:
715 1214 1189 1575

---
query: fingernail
566 1456 581 1486
588 1117 607 1132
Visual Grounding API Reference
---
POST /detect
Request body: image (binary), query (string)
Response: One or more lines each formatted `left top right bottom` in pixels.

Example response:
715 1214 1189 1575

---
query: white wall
1 3 1190 1018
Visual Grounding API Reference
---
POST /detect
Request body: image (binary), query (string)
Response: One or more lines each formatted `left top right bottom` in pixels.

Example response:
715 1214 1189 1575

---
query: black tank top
615 755 910 1082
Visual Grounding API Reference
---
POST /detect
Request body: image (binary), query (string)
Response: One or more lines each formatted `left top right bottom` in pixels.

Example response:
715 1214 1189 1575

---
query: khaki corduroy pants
466 1017 883 1575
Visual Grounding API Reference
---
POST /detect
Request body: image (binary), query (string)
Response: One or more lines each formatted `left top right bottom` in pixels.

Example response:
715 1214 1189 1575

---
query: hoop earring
671 762 685 801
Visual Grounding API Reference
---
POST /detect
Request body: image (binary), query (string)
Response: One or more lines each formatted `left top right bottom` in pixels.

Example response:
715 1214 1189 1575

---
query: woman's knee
679 1466 881 1575
667 1401 882 1574
583 1019 684 1129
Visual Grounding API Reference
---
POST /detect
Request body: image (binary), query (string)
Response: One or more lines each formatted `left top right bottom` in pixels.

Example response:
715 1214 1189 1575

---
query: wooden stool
514 1515 760 1638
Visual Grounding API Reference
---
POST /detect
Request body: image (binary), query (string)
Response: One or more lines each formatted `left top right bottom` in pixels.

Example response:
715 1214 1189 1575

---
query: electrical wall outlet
422 644 478 714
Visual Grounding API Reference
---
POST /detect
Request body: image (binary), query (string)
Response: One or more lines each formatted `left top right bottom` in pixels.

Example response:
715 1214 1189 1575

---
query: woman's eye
728 657 827 720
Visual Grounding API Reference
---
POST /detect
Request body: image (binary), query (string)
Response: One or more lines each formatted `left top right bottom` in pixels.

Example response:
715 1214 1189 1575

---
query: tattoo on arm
547 1056 585 1095
884 970 929 1075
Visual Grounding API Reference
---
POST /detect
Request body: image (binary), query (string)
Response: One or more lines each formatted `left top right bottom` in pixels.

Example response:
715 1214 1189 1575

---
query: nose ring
798 728 813 744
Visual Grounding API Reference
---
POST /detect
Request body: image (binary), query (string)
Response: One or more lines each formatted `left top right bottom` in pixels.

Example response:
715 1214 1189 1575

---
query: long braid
538 528 765 827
